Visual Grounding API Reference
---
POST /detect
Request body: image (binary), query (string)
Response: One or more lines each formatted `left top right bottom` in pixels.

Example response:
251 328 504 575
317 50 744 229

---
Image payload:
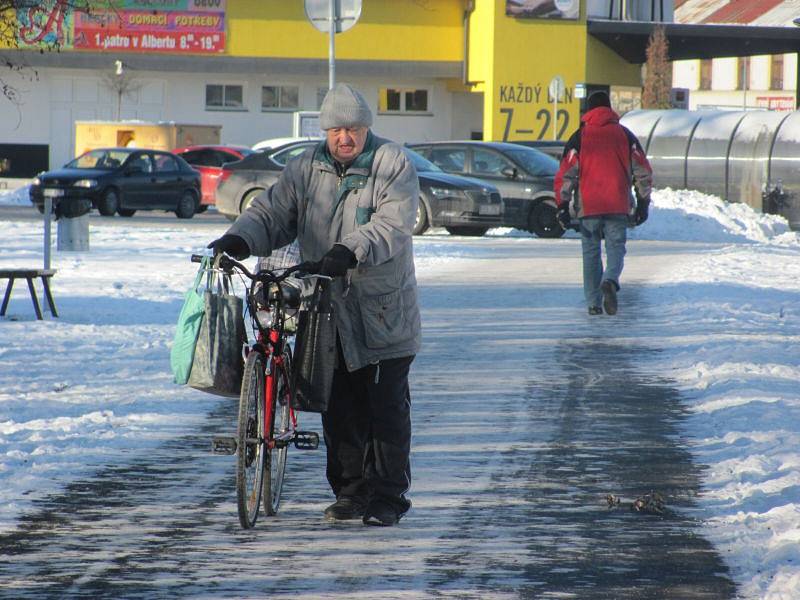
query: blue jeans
579 216 627 308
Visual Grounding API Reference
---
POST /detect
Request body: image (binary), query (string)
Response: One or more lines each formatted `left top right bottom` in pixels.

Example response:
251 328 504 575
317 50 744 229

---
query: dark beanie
587 91 611 110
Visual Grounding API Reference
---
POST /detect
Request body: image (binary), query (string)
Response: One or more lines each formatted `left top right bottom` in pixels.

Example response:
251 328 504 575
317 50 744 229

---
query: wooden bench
0 269 58 320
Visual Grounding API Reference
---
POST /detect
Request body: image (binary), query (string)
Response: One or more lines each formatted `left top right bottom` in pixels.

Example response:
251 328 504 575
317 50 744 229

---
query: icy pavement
1 234 736 598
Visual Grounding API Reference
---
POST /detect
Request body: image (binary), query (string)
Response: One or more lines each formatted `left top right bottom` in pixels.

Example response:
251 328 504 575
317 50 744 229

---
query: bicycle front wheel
263 348 292 516
236 351 266 529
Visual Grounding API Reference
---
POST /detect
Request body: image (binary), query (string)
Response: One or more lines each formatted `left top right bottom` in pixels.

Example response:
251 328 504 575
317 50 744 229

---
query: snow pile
0 184 32 206
491 187 799 245
632 188 798 244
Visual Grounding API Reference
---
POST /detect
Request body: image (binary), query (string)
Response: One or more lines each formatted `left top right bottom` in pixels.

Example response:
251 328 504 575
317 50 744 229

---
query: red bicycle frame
259 325 297 451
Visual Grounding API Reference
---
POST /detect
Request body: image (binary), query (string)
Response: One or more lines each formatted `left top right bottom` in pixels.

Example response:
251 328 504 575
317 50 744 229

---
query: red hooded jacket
554 106 652 218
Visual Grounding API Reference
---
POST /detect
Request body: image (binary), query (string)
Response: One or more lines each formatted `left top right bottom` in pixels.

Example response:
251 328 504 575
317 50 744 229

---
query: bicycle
192 253 321 529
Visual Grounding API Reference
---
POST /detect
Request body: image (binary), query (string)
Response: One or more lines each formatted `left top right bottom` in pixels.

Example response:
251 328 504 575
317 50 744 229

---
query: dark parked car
215 139 325 220
407 149 502 236
408 141 563 237
507 140 565 160
30 147 202 218
173 144 254 209
213 145 290 220
216 140 503 236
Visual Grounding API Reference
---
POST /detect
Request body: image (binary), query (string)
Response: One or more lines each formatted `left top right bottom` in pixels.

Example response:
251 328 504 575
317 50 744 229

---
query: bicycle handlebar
190 253 325 284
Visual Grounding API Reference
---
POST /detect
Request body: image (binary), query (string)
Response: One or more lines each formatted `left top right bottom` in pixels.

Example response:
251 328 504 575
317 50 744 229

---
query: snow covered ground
1 188 799 598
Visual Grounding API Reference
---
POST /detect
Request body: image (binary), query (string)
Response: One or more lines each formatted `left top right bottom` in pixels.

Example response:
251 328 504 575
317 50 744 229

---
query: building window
261 85 299 110
699 59 712 91
384 89 401 111
206 84 244 110
405 89 428 111
378 88 429 113
737 57 751 91
771 54 784 90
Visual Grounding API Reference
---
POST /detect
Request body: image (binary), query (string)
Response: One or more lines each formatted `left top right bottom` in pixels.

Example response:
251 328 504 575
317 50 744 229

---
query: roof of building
587 20 800 63
675 0 782 24
674 0 796 26
590 0 800 64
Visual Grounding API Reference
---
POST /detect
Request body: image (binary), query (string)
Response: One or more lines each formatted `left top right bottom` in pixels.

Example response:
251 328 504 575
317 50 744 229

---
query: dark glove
315 244 357 277
207 234 250 260
557 205 572 230
634 196 650 226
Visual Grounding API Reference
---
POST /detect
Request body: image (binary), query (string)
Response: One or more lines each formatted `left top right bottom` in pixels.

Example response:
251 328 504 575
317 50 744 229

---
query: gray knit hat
319 83 373 130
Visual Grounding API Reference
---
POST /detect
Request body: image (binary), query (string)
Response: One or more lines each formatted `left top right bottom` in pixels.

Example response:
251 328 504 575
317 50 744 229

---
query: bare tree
641 25 673 109
102 61 143 120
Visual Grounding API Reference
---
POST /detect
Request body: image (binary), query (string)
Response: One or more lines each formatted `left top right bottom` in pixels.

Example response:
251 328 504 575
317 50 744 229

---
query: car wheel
175 191 197 219
240 189 263 214
445 226 489 237
97 189 119 217
412 198 429 235
117 208 136 217
528 200 565 238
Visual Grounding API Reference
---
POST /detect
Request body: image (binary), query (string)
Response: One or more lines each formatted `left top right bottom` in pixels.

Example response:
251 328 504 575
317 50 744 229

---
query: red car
172 145 254 208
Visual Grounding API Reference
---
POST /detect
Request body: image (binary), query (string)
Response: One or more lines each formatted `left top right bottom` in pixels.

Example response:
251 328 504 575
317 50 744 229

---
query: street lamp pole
329 0 336 90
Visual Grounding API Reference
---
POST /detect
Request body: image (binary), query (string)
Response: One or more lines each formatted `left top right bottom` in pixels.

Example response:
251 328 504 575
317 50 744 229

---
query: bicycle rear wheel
263 348 292 516
236 351 266 529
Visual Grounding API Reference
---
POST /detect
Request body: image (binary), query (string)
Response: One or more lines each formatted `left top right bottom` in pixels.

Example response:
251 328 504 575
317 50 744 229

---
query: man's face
326 126 368 164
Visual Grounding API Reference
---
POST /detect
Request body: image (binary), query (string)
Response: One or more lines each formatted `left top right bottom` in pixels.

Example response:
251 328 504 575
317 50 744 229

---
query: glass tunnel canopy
620 109 800 229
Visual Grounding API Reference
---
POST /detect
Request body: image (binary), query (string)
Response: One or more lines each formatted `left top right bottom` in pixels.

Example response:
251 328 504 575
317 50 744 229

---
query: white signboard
294 111 323 138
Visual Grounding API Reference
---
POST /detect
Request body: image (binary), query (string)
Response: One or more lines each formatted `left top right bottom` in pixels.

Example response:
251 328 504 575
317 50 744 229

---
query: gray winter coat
226 132 421 371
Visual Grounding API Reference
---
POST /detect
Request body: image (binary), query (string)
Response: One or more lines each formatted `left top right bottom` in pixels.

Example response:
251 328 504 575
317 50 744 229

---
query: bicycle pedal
293 431 319 450
211 436 237 455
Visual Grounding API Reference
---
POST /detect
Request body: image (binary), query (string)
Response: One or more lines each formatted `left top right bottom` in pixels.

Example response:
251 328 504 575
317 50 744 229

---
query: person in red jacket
554 91 652 315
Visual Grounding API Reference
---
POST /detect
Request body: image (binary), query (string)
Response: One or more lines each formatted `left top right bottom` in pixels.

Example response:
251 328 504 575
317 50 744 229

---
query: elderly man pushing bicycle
208 83 420 527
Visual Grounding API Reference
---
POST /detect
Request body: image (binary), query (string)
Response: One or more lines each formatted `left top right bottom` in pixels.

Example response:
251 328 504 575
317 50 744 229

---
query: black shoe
324 496 367 521
363 500 403 527
588 306 602 315
601 280 618 315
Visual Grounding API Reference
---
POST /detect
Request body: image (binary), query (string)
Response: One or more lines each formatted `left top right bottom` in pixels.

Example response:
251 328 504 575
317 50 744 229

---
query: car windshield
66 149 131 170
405 149 442 173
505 147 559 177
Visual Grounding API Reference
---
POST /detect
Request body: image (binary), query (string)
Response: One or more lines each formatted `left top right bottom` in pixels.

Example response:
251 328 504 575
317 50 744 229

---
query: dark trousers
321 347 414 514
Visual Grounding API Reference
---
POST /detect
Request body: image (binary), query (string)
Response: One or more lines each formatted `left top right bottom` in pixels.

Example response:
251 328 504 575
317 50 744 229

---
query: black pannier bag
291 279 336 412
